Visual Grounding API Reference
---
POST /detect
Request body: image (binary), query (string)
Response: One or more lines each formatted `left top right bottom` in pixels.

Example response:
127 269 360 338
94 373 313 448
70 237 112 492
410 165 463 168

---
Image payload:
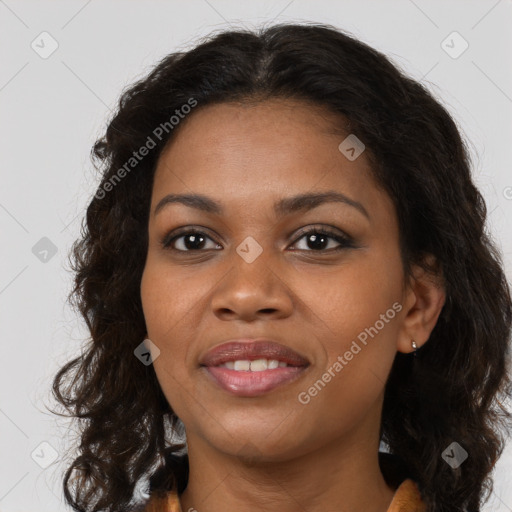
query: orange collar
144 477 426 512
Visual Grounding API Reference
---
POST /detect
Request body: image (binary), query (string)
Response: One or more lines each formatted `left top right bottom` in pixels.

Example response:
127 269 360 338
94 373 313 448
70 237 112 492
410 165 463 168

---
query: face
140 98 410 461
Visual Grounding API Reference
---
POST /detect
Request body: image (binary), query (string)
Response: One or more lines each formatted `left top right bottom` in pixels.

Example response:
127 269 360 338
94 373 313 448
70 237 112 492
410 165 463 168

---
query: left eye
291 228 353 252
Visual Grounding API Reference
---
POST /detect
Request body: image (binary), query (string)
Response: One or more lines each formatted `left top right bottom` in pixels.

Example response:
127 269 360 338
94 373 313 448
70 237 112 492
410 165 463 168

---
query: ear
397 254 446 354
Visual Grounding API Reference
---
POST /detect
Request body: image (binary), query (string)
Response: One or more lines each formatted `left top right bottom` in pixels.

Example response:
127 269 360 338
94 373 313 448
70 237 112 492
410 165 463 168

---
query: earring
411 339 418 357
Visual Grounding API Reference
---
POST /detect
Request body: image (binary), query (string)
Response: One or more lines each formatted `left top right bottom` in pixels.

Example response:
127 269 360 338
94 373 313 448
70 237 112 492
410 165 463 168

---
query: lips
199 338 310 368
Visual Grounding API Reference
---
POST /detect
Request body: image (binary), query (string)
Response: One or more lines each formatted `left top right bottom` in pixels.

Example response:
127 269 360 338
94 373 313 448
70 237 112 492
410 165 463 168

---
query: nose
210 251 294 322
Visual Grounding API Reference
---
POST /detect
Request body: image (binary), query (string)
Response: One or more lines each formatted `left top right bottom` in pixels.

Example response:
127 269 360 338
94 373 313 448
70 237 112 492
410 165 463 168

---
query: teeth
218 359 290 371
233 360 251 371
249 358 268 371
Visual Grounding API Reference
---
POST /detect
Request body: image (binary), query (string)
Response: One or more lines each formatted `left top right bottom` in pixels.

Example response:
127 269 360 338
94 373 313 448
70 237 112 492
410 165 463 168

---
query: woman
51 23 512 512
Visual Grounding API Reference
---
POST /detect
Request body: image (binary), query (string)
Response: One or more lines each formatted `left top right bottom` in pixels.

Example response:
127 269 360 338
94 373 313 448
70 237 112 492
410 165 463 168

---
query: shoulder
387 478 426 512
132 491 181 512
379 452 426 512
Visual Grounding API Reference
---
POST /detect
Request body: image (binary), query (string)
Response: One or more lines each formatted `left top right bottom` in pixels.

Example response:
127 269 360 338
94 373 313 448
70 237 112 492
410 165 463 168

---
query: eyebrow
153 190 370 220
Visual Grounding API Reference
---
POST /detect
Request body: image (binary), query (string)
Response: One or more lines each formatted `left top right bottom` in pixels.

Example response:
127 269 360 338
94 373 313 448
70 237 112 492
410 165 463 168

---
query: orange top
143 478 426 512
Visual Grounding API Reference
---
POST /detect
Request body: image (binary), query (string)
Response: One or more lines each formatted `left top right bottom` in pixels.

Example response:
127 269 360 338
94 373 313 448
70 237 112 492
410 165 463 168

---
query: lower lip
203 365 308 397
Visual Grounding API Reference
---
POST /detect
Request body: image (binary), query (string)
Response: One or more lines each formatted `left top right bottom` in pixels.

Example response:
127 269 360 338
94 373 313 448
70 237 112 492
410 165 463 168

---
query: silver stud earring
411 339 418 357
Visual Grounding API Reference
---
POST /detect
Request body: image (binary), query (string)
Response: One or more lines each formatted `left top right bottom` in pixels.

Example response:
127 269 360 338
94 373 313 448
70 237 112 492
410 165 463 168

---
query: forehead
151 98 391 221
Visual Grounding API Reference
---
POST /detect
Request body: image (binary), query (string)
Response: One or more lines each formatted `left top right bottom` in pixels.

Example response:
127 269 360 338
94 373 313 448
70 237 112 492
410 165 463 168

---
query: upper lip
199 338 310 367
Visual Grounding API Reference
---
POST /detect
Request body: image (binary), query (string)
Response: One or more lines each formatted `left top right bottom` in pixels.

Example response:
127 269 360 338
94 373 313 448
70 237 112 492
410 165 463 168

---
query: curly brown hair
50 22 512 512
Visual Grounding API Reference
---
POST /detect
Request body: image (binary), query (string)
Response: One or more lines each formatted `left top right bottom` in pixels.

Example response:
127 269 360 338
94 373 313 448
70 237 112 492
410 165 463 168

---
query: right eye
161 229 223 252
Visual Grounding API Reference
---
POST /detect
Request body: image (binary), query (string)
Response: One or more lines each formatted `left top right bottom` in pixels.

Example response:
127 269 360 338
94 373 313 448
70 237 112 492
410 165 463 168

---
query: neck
179 412 396 512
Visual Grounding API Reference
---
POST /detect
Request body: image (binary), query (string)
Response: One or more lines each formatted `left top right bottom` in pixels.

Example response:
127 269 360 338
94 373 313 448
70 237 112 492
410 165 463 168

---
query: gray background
1 0 511 510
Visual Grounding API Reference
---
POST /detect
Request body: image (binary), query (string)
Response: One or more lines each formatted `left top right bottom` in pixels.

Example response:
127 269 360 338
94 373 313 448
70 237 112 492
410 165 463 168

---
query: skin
140 98 446 512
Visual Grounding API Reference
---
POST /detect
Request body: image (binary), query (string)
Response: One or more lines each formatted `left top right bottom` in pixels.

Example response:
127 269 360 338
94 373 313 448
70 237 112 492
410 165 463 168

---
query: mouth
199 338 310 397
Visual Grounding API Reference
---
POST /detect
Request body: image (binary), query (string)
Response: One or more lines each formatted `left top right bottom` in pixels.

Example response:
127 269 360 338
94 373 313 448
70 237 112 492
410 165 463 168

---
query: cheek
140 256 214 402
303 252 402 340
141 255 212 337
300 249 403 391
294 273 401 437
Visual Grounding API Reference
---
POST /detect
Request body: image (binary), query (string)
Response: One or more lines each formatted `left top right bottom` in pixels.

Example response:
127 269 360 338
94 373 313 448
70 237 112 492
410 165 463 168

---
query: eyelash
160 225 355 253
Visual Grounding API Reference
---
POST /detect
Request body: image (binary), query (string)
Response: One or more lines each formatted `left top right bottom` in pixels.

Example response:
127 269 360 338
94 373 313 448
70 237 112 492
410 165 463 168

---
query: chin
205 427 305 463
